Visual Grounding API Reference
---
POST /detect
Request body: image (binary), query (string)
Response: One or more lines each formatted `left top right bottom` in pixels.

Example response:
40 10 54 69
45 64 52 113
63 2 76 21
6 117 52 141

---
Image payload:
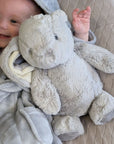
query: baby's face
0 0 42 49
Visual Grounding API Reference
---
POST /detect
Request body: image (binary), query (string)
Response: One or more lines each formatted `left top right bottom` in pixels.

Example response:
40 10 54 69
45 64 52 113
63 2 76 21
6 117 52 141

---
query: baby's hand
72 6 91 41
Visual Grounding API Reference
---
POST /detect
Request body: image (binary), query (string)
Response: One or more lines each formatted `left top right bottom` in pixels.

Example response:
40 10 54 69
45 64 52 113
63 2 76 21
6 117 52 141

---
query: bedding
58 0 114 143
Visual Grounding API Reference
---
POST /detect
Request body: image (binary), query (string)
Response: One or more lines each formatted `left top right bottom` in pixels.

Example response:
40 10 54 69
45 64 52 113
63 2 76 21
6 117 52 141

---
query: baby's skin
72 6 91 41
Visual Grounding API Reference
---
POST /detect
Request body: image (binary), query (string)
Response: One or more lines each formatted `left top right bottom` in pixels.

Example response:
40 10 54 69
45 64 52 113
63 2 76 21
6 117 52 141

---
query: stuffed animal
0 10 114 142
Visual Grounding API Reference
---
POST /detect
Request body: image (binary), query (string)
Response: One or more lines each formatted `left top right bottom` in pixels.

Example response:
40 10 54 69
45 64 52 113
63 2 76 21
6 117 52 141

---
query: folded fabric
0 74 62 144
0 38 34 88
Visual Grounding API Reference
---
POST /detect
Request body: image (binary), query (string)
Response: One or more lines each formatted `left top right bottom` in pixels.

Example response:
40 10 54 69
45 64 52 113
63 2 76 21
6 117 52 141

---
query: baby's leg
52 115 84 141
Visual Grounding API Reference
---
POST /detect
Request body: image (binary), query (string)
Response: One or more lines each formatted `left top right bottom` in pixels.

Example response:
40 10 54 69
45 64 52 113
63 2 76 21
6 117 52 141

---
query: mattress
58 0 114 143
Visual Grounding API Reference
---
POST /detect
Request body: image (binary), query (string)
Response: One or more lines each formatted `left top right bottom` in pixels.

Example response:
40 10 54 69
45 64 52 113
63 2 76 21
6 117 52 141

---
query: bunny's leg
52 115 84 141
89 90 114 125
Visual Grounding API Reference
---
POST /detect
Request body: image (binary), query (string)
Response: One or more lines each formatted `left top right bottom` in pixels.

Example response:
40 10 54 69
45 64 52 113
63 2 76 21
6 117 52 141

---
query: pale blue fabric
34 0 60 13
74 30 96 44
0 71 62 144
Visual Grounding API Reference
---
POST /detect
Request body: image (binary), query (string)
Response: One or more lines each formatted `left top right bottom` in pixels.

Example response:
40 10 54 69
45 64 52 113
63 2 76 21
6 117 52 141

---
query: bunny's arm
31 70 61 115
75 42 114 73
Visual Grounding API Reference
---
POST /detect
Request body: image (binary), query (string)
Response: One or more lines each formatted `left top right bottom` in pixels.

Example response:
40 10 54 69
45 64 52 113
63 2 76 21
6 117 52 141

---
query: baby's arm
72 6 91 41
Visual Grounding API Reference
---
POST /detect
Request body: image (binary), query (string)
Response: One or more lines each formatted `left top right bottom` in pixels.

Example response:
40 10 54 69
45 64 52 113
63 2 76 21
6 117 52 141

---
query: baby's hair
27 0 45 14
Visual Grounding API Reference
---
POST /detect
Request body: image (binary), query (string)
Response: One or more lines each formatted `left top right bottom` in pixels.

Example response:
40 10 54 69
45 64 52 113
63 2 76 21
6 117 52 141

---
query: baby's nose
0 19 8 30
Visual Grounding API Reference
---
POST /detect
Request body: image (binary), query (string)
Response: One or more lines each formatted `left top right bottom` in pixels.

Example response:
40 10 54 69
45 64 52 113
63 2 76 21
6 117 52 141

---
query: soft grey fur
18 10 114 142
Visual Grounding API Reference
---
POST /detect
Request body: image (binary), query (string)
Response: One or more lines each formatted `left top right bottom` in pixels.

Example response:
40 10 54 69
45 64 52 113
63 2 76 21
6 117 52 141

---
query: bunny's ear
51 10 68 22
31 14 44 21
22 14 52 27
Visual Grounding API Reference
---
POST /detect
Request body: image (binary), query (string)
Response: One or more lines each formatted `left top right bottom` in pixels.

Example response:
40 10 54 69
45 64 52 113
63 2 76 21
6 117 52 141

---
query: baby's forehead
25 0 43 11
2 0 41 20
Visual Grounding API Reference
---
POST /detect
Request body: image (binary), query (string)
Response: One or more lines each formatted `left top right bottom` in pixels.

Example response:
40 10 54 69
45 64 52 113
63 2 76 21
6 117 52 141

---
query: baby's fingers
86 6 91 12
72 6 91 20
72 8 80 18
80 6 91 14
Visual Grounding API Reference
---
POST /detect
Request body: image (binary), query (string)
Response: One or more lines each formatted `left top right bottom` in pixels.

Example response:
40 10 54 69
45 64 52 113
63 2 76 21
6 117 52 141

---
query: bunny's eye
54 34 58 40
29 48 33 56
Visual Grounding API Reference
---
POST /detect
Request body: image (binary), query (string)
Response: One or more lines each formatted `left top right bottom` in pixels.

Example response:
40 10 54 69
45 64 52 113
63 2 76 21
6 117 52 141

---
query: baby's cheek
11 25 20 37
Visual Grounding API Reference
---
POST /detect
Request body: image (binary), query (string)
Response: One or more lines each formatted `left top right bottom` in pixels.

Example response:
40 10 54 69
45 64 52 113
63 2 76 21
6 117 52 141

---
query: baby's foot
72 6 91 41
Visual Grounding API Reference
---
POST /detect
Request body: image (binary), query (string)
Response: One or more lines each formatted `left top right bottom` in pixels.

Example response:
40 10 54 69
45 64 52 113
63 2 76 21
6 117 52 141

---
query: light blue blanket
0 69 62 144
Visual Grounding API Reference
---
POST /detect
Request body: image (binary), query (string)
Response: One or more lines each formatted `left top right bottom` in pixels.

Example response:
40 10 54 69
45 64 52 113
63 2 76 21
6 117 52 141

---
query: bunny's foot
89 90 114 125
52 115 84 141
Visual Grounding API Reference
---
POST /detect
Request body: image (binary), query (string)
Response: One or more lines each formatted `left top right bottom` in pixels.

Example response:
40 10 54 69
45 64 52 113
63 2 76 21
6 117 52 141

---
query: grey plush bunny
0 10 114 142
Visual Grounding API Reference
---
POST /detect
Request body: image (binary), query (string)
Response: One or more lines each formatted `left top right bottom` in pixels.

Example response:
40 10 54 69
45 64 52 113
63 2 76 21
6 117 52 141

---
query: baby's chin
0 42 9 51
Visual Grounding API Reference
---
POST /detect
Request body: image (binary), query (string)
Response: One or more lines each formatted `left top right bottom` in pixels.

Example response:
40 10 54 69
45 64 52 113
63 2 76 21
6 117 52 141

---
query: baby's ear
51 9 68 22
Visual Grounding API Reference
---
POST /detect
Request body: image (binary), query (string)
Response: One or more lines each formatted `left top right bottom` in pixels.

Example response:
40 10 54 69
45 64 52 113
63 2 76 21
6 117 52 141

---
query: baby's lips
0 34 11 39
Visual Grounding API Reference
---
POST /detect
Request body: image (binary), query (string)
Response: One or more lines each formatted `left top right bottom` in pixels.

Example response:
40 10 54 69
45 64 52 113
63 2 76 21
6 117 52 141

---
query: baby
0 0 91 50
